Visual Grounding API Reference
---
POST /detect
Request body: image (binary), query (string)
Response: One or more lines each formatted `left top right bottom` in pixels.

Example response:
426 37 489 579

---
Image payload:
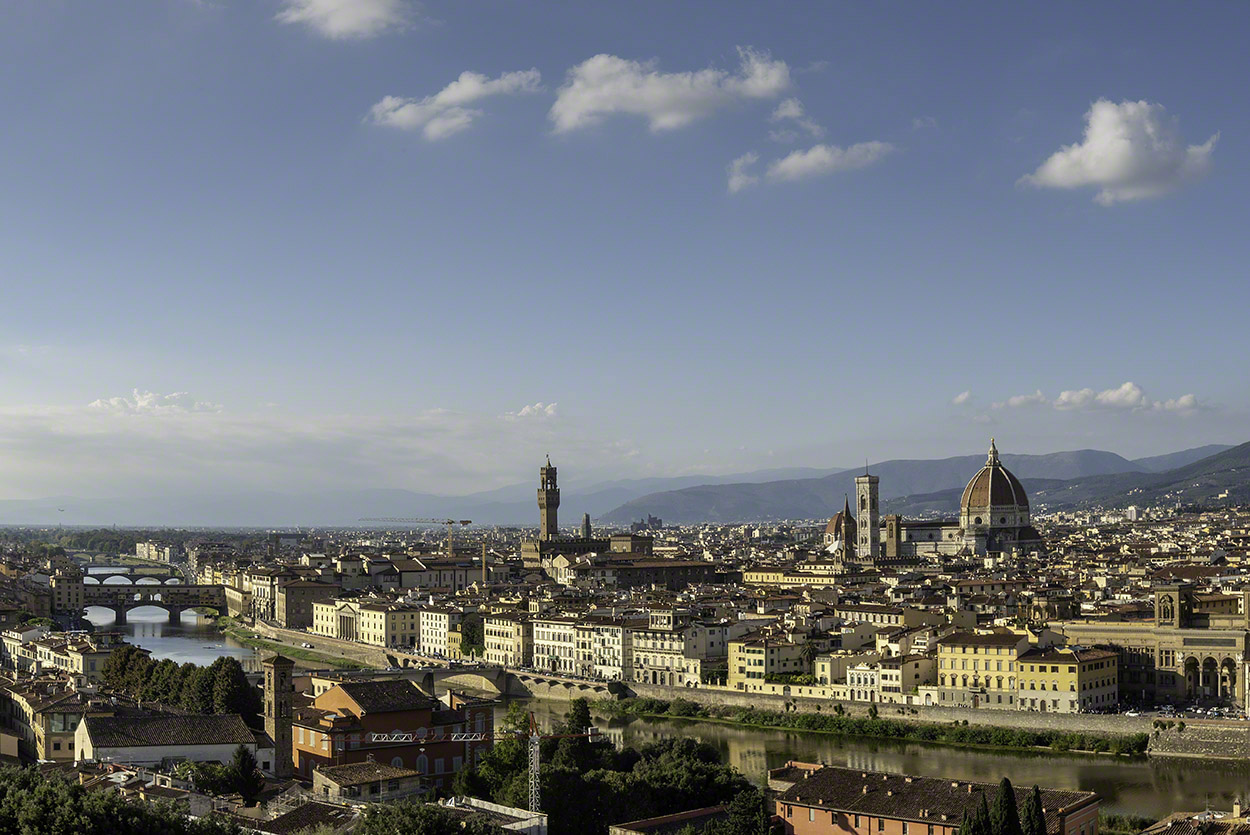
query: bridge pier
167 606 183 624
112 606 126 626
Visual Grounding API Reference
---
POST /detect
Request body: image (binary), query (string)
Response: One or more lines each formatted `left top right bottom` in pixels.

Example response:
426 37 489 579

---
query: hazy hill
599 449 1147 525
1130 444 1234 473
0 465 846 528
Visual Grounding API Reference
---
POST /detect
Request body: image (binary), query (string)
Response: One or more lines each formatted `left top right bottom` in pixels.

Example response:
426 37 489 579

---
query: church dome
824 510 856 537
960 439 1029 526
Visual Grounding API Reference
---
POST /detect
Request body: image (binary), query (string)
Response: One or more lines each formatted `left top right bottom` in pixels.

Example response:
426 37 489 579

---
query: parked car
301 642 313 648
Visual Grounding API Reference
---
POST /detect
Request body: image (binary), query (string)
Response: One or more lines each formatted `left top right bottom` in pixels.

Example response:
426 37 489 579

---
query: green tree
0 764 242 835
973 792 992 835
213 657 255 716
358 801 507 834
990 777 1023 835
1021 786 1047 835
460 620 486 657
102 645 143 691
182 666 216 713
229 745 265 806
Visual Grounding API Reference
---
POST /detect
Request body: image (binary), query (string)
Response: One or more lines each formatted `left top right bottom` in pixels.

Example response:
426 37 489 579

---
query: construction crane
358 517 471 560
369 711 599 813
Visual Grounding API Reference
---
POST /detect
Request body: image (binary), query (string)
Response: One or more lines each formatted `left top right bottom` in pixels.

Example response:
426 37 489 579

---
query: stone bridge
409 666 613 700
83 573 183 585
82 583 227 624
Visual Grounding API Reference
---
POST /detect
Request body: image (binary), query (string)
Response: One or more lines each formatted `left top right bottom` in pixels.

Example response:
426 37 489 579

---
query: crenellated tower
538 456 560 541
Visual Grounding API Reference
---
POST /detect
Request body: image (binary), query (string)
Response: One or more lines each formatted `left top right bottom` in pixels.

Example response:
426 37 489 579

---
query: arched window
416 754 428 774
391 756 404 768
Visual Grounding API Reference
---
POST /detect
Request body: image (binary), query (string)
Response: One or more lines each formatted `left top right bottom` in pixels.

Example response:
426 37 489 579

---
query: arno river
85 592 1247 818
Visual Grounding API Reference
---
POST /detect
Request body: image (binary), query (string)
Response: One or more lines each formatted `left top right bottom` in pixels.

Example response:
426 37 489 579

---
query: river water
512 702 1249 818
83 566 259 670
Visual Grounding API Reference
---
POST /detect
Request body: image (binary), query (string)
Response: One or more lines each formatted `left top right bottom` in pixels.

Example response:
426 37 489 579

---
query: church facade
824 440 1044 563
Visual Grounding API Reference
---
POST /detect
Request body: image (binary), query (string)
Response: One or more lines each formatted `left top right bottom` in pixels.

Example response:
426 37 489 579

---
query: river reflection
499 700 1250 818
83 606 260 670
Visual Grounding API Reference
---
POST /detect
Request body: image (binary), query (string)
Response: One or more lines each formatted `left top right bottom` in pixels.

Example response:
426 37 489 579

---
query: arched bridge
82 583 226 624
83 573 183 585
411 666 613 699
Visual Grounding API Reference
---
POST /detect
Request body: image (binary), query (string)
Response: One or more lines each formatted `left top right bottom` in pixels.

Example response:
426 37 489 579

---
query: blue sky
0 0 1246 498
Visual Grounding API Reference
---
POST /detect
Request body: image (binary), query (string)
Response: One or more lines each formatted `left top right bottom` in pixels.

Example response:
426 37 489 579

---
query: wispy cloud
276 0 414 40
550 47 790 134
1020 99 1217 205
89 389 222 415
0 398 621 497
765 141 894 184
369 69 543 141
992 382 1202 414
727 152 760 194
768 97 824 143
951 390 972 406
503 402 558 420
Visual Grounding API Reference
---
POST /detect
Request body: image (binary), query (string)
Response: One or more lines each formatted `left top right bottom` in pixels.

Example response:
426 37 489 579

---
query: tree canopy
452 698 752 835
0 765 241 835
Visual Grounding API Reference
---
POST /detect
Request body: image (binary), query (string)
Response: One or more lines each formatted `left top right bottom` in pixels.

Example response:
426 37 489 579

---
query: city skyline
2 1 1246 498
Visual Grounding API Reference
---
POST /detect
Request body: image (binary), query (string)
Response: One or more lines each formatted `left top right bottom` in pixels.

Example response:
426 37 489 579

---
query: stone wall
1148 721 1250 760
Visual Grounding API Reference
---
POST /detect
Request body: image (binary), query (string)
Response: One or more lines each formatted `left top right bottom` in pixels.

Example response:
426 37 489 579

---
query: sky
0 0 1246 500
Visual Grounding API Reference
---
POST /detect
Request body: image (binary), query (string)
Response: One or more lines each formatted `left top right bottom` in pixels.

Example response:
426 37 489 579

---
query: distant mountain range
0 465 848 528
598 444 1239 525
0 444 1237 528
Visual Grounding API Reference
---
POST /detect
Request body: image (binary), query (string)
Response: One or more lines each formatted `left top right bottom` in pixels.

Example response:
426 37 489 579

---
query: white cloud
549 47 790 134
951 390 972 406
1021 99 1218 205
993 390 1048 410
993 382 1202 413
88 389 222 415
768 97 823 142
369 69 543 141
911 115 938 131
727 152 760 194
276 0 413 39
504 402 558 420
1154 394 1200 413
765 141 893 183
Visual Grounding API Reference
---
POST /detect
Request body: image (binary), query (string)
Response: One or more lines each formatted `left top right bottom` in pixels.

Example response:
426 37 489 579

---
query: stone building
1059 583 1250 707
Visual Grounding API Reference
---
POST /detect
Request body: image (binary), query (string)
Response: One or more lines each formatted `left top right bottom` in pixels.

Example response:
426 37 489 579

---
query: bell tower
855 472 880 562
538 456 560 541
263 654 294 778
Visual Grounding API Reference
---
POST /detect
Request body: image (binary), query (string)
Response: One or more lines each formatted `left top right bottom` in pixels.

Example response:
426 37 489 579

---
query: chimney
967 785 974 793
863 786 869 794
1234 801 1243 818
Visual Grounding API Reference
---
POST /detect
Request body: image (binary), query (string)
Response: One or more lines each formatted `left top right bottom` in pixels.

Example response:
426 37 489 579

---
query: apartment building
1017 646 1119 713
532 616 579 675
772 764 1099 835
729 636 808 691
936 631 1031 708
484 613 532 668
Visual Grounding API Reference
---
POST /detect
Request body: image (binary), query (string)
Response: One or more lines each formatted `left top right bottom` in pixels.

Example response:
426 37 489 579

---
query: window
879 818 885 832
810 809 816 822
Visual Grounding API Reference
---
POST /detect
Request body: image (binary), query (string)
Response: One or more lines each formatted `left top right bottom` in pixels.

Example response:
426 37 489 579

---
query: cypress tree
990 777 1023 835
959 812 975 835
1021 786 1047 835
973 792 992 835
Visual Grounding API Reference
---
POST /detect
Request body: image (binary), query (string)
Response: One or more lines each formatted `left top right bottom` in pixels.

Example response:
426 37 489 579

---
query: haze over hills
599 445 1244 525
0 465 846 528
0 445 1239 528
1129 444 1234 472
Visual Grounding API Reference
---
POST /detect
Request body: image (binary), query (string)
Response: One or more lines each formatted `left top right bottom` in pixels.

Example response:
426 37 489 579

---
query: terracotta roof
960 440 1029 513
82 713 256 748
779 766 1097 833
316 761 422 785
337 679 437 714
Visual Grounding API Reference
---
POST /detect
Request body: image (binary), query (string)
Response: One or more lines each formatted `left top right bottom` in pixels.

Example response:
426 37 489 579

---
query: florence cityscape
1 2 1249 835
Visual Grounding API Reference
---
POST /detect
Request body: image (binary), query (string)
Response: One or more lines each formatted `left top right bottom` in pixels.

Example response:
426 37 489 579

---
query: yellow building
1017 646 1118 713
936 631 1030 708
729 636 808 691
484 613 532 667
